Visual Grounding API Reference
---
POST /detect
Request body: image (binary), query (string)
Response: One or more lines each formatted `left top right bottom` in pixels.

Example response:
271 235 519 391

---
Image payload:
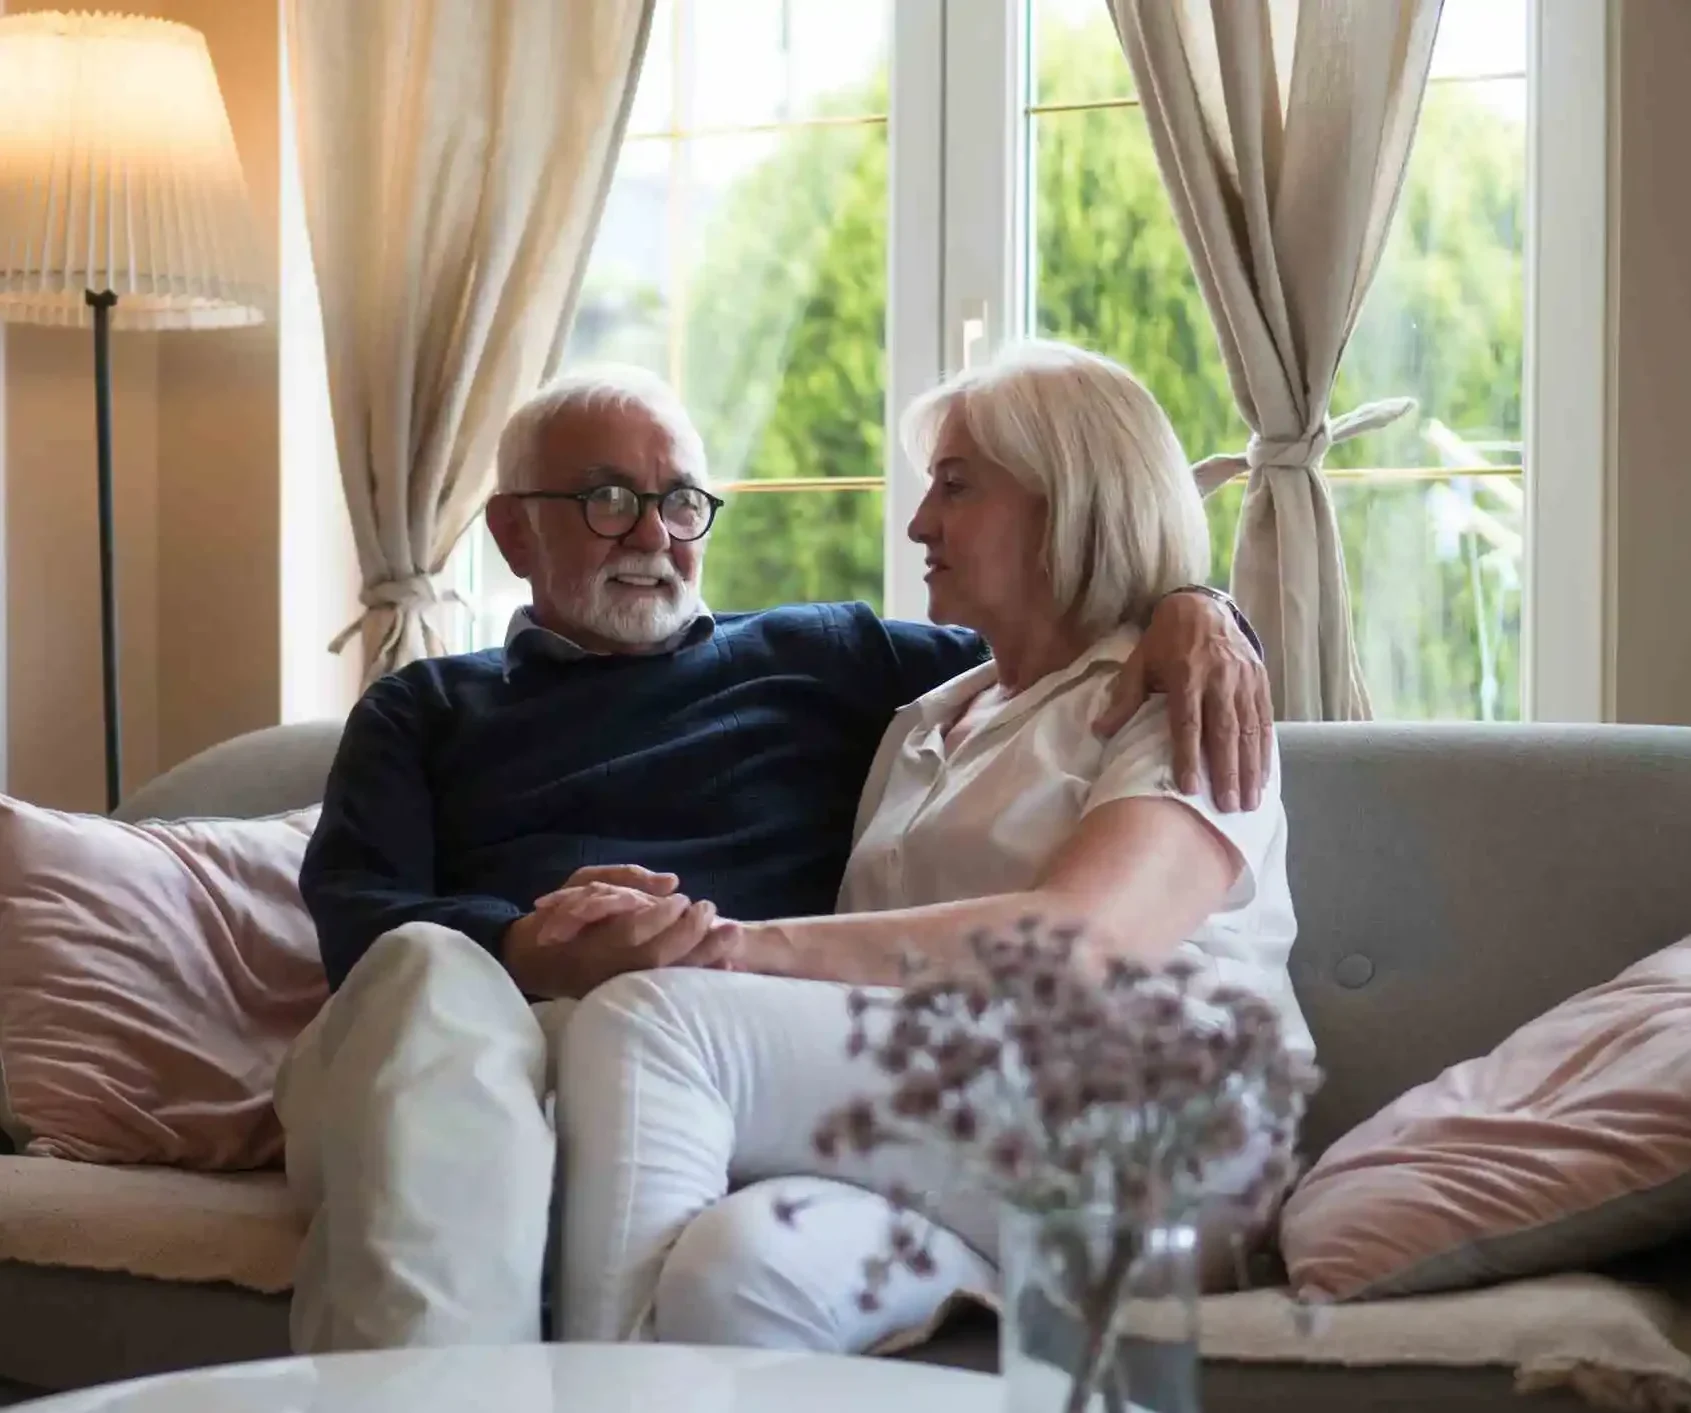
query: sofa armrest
113 722 344 823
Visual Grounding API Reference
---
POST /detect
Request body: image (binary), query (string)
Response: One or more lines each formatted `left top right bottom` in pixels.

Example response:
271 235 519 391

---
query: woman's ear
484 495 533 578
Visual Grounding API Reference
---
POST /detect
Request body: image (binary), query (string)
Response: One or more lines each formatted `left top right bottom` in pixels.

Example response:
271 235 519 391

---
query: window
463 0 1534 724
1025 0 1526 721
459 0 892 647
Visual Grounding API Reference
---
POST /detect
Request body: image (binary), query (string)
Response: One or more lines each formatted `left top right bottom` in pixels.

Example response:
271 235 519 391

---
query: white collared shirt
838 627 1313 1055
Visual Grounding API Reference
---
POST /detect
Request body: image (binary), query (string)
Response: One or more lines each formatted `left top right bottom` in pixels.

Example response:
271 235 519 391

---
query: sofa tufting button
1335 953 1374 989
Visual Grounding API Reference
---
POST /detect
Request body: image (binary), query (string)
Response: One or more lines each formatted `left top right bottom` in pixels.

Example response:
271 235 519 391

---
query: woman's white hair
899 340 1209 634
496 364 708 493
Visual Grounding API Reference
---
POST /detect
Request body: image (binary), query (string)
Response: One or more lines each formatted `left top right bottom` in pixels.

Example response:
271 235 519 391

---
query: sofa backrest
1279 722 1691 1155
113 721 342 825
118 718 1691 1158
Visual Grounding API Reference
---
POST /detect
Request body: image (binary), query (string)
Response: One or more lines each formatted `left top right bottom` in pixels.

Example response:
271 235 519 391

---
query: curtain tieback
329 574 466 654
1191 396 1418 497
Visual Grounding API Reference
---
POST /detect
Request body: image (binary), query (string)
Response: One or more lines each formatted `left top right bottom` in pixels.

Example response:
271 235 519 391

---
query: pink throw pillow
1281 935 1691 1302
0 797 327 1169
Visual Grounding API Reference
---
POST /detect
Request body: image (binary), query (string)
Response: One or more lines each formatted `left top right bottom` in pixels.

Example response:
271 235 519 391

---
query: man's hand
1093 591 1272 812
532 863 681 909
503 866 720 999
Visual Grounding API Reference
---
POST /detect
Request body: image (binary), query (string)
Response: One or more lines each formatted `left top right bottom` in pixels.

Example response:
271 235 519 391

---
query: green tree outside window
671 20 1523 720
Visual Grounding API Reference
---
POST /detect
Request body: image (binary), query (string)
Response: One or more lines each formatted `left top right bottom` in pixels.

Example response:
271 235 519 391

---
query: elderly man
275 365 1271 1353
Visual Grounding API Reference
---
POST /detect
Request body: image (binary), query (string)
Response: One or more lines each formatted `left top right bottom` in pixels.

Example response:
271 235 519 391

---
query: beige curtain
1109 0 1441 720
286 0 654 684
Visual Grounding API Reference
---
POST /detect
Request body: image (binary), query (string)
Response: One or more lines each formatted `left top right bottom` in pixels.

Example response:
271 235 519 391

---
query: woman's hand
1094 590 1272 812
679 919 792 977
502 865 720 998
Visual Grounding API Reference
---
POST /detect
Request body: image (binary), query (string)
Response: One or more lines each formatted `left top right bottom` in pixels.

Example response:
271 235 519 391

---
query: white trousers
278 933 1252 1355
276 930 994 1354
275 919 987 1352
557 968 997 1349
275 923 572 1353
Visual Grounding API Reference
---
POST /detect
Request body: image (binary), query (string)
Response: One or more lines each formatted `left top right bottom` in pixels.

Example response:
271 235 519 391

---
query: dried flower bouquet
791 921 1320 1413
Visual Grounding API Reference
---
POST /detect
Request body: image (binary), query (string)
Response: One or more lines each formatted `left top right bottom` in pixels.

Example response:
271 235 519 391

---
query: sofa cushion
0 1154 300 1294
1281 935 1691 1304
0 798 326 1168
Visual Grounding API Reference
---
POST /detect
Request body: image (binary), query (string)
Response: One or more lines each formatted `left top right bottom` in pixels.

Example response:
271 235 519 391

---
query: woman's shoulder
1068 638 1278 804
1060 631 1164 744
1079 670 1284 811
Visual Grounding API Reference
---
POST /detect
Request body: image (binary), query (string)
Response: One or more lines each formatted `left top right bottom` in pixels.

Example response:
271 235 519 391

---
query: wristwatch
1172 584 1264 661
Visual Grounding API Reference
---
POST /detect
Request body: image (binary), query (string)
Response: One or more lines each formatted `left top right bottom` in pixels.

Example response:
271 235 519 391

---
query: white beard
572 554 701 648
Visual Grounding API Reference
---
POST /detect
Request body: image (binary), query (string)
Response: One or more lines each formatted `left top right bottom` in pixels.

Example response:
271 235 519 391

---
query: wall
1608 0 1691 726
0 320 6 792
0 0 359 810
1 0 163 809
152 0 283 775
3 330 161 807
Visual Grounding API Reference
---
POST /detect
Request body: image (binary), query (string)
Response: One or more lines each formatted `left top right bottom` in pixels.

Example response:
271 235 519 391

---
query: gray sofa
5 720 1691 1411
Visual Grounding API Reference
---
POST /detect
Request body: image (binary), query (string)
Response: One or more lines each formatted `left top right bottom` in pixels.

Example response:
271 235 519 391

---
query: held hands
1093 590 1273 812
501 864 742 999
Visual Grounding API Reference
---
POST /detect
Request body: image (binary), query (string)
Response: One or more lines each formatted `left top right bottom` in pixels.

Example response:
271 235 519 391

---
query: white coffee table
18 1344 1002 1412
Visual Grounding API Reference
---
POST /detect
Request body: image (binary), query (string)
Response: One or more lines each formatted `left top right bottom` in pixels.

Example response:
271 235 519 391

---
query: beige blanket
0 1154 299 1294
1203 1277 1691 1413
891 1273 1691 1412
4 1154 1690 1411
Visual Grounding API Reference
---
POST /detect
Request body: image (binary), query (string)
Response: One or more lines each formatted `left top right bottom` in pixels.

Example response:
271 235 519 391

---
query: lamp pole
85 288 122 813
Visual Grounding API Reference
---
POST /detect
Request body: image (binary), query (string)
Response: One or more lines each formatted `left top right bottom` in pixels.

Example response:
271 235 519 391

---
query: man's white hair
899 340 1208 635
496 364 709 493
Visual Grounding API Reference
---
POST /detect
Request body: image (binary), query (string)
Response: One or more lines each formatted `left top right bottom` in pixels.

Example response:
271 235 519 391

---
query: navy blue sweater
302 602 986 990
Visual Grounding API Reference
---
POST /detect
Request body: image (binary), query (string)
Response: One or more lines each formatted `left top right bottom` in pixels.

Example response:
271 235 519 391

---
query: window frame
885 0 945 624
886 0 1029 624
888 0 1608 723
1522 0 1609 722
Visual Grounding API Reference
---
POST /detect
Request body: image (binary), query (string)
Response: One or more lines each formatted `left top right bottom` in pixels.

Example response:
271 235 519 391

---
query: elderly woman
553 341 1312 1351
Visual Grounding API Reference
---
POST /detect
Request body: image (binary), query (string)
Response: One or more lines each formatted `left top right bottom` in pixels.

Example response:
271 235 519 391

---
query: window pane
630 1 889 137
1029 5 1527 722
1342 472 1521 722
1430 0 1527 79
680 122 887 485
703 487 884 612
1032 0 1133 107
461 526 528 653
1330 72 1526 720
564 137 673 369
567 118 889 479
1200 471 1523 722
626 1 677 137
1334 80 1526 475
463 1 890 649
1028 103 1247 503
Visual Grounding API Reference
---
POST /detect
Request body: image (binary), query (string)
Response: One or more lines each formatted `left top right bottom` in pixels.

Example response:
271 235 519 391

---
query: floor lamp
0 12 266 812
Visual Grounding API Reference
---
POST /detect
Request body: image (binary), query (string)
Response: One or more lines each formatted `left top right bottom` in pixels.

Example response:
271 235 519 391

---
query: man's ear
485 495 533 578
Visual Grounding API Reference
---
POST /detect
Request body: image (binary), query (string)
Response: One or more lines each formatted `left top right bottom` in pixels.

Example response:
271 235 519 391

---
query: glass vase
999 1203 1201 1413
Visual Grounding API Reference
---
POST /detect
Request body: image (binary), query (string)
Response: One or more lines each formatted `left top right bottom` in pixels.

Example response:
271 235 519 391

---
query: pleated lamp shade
0 10 266 331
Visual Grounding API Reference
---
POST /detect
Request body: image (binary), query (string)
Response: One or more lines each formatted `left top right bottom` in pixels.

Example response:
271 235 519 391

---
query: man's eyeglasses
506 484 724 542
